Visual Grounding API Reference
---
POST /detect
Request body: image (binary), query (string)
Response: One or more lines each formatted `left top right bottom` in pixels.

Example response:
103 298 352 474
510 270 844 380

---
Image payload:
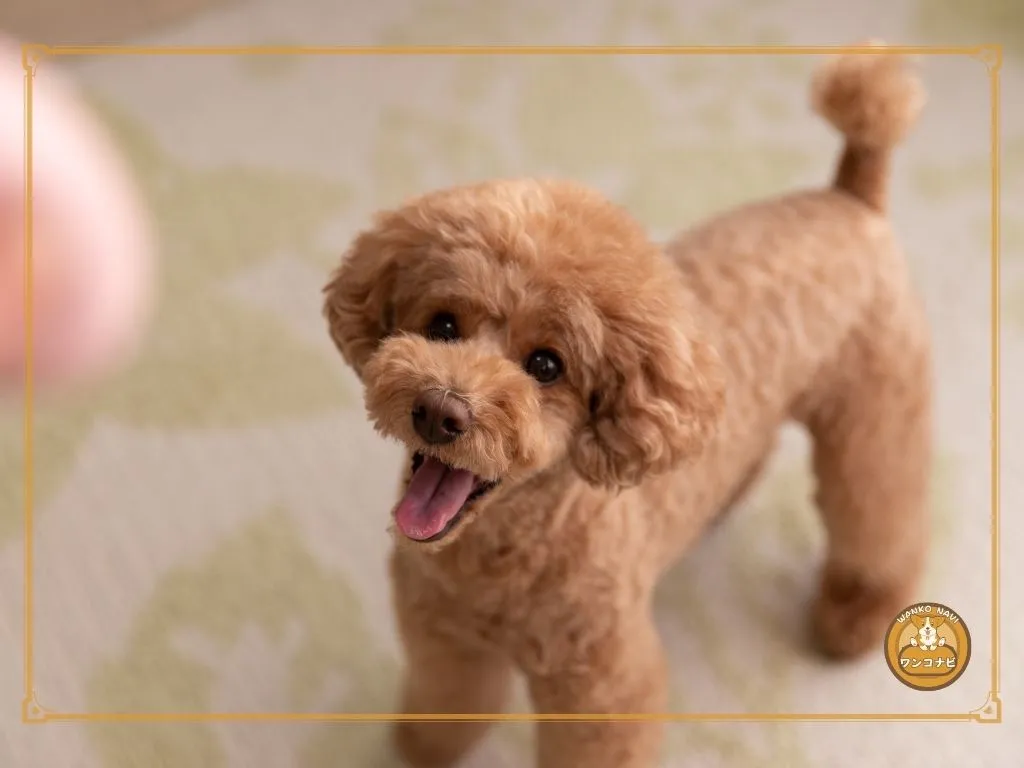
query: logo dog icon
908 615 946 651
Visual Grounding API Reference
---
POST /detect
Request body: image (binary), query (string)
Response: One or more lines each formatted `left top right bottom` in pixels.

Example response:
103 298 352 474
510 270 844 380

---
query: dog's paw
812 569 910 660
394 721 487 768
395 722 451 768
910 638 918 646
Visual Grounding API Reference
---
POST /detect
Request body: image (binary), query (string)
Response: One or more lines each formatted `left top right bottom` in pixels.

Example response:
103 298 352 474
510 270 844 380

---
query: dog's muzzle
411 389 473 445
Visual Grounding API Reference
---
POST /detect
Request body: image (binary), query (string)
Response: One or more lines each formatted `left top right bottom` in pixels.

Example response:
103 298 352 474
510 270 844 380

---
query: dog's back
649 50 932 574
669 47 926 393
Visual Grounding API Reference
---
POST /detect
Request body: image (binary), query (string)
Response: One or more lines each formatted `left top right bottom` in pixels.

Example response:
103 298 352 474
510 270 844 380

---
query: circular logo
884 602 971 691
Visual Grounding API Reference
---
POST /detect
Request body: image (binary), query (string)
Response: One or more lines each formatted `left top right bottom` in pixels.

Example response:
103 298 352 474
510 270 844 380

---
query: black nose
411 390 473 445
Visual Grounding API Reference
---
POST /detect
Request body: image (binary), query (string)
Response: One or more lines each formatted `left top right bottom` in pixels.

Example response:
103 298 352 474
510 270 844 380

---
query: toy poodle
323 49 932 768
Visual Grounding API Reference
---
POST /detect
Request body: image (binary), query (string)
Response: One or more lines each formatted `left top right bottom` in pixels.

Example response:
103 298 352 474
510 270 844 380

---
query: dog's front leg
390 557 512 768
527 612 668 768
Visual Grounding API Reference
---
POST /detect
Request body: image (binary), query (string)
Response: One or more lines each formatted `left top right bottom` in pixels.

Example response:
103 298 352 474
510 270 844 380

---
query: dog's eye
426 312 460 342
524 349 563 384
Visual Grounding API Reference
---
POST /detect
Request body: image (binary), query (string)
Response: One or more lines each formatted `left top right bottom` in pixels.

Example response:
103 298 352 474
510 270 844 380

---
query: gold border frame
19 43 1002 725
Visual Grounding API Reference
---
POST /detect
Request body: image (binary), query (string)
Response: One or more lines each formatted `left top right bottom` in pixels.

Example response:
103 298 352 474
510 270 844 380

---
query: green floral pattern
86 509 398 766
0 95 353 541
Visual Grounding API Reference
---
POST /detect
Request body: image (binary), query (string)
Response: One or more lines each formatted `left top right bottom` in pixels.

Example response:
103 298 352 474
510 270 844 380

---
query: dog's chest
407 537 638 671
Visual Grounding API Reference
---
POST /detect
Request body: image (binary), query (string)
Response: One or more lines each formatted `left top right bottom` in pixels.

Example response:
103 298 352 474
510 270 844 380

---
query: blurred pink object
0 36 155 394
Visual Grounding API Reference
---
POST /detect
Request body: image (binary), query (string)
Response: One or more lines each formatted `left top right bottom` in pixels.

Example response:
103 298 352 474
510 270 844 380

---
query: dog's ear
931 617 946 628
322 222 402 377
910 615 925 628
571 313 725 490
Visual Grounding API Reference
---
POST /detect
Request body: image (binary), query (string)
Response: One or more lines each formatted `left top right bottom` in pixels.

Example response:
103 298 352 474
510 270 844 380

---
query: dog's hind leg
797 307 932 660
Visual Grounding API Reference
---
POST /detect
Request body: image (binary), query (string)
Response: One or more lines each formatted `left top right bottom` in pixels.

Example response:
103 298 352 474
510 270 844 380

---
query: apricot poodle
323 50 932 768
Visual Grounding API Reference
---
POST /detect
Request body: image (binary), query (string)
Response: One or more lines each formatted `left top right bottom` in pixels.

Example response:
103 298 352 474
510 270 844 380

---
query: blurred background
1 0 1021 766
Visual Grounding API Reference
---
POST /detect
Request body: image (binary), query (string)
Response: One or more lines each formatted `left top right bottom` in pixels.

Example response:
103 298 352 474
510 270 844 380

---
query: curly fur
323 49 932 768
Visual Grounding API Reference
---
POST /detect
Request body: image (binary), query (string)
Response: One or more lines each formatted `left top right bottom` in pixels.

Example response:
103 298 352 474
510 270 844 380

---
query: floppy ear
322 221 402 377
571 315 725 490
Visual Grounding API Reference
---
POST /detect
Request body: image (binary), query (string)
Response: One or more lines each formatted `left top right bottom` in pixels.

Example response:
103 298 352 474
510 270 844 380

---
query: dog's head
910 615 945 644
323 179 725 548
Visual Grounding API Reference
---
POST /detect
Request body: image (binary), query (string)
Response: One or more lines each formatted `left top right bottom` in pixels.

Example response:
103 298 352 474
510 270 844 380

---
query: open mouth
393 452 500 543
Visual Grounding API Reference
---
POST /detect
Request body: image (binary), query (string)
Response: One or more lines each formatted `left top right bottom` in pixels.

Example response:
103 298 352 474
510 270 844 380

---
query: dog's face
323 179 724 548
910 615 945 645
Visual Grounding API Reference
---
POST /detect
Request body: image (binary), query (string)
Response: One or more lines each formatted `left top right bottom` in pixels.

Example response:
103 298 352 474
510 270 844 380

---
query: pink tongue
394 456 476 541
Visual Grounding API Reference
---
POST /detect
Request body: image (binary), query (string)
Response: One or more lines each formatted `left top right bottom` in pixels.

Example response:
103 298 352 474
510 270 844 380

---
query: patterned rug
2 0 1022 765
